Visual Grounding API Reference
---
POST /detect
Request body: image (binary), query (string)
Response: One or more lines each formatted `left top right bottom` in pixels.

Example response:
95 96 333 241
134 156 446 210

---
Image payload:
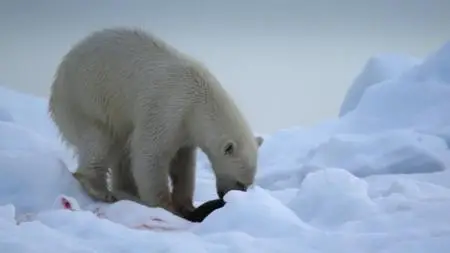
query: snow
288 168 377 229
338 42 450 135
339 54 420 117
301 130 450 177
1 41 450 252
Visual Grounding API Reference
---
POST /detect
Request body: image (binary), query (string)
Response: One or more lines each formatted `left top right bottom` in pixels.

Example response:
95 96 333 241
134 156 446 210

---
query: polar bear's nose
217 190 226 199
235 181 248 191
217 181 248 199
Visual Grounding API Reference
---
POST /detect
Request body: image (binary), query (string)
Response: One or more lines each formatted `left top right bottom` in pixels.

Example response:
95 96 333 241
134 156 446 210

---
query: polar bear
48 27 263 217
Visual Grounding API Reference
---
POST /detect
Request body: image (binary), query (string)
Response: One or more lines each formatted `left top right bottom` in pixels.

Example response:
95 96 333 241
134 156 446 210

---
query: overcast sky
1 0 449 133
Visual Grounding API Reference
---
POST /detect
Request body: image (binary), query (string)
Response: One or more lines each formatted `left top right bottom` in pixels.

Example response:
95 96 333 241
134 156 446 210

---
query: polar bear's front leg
73 125 117 203
109 143 140 200
109 147 146 204
169 146 196 217
129 122 178 213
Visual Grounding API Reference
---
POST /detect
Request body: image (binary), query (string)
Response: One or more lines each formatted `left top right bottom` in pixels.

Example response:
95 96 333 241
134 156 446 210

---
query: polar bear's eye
223 142 235 156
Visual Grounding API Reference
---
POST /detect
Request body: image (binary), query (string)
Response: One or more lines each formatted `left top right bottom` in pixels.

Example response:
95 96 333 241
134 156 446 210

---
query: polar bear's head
187 67 265 199
210 135 264 199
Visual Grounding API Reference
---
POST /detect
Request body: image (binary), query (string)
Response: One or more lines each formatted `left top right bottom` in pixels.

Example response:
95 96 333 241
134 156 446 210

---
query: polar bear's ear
223 140 236 156
255 136 264 147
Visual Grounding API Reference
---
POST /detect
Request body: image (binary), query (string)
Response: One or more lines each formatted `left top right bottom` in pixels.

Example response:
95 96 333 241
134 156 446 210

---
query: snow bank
339 54 420 117
258 42 450 189
288 168 378 229
0 117 91 215
1 40 450 252
301 129 450 177
0 86 59 140
193 187 314 236
0 151 92 215
339 42 450 135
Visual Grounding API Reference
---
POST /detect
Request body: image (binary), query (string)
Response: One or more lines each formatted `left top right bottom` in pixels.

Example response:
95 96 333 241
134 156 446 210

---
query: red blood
61 198 72 210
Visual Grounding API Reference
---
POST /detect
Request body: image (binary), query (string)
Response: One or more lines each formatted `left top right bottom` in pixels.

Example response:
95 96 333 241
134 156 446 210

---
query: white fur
48 27 263 217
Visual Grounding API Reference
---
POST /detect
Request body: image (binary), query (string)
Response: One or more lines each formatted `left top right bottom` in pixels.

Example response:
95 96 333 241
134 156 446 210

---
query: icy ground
2 42 450 253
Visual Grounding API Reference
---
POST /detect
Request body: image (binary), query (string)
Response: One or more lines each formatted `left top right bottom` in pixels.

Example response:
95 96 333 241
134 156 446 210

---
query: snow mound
288 168 377 228
0 149 92 215
342 176 450 235
340 42 450 135
0 85 59 140
255 121 338 190
339 54 420 117
0 107 13 122
301 129 450 177
194 187 314 236
0 204 15 223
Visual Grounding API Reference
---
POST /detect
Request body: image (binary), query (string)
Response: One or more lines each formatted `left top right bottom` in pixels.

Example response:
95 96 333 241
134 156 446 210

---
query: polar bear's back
50 28 201 133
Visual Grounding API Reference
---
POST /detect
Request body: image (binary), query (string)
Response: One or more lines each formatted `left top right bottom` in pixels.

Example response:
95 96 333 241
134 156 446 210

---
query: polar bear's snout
216 178 248 199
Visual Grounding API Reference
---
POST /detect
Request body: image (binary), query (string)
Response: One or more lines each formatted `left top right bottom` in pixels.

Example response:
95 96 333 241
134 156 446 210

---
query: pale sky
1 0 449 133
